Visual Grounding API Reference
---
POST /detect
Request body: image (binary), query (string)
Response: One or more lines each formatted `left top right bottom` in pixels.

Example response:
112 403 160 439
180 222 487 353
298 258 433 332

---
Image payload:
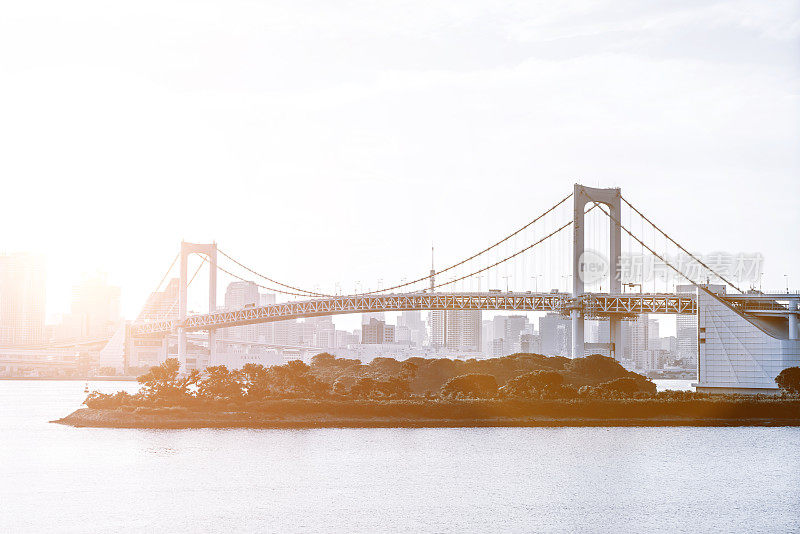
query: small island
55 354 800 428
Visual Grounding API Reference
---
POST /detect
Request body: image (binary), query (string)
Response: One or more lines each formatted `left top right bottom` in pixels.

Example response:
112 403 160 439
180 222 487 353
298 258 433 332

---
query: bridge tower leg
178 242 188 371
572 184 623 359
178 241 218 373
208 243 217 363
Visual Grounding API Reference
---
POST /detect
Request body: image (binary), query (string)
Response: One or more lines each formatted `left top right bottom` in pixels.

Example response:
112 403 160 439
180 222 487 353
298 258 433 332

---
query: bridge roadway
131 291 699 336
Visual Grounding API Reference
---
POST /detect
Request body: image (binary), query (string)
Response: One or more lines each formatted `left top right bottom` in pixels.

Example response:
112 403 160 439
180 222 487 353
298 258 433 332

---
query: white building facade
694 288 800 394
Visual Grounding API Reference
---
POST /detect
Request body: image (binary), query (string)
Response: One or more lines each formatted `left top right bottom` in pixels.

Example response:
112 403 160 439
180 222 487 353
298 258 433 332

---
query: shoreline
54 401 800 429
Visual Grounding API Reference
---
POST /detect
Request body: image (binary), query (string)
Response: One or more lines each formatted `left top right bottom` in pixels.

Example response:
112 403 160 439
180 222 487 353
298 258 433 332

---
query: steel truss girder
581 293 698 318
130 291 699 337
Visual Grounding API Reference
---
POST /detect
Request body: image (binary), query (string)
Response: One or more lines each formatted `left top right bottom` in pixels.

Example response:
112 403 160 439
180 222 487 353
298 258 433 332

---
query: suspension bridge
126 184 799 394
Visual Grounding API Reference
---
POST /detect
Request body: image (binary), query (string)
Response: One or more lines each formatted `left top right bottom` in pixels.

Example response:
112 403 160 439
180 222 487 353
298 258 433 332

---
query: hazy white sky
1 0 798 321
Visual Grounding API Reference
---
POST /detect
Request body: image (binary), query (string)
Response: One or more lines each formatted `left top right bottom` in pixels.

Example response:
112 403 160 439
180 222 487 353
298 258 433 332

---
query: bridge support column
790 299 799 341
178 241 218 373
178 242 188 372
611 317 624 361
208 244 217 364
572 184 622 360
571 310 584 359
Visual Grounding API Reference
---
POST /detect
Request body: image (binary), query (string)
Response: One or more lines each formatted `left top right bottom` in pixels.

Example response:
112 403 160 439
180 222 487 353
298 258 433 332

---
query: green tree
137 358 199 405
240 363 270 399
441 374 498 399
197 366 243 400
310 352 337 367
348 376 412 399
587 376 656 398
265 360 330 398
349 377 379 398
776 367 800 395
568 354 629 381
501 370 565 397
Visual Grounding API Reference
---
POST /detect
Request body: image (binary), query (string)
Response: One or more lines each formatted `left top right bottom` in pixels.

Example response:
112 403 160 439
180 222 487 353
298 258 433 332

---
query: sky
1 0 798 326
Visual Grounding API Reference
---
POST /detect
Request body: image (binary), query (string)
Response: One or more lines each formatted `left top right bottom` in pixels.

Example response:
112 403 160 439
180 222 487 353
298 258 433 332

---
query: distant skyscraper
539 313 572 357
225 281 260 309
587 320 612 358
397 311 426 345
430 310 481 352
676 284 699 366
429 310 446 347
0 253 46 345
223 281 260 342
273 319 299 346
137 278 180 322
492 316 508 353
520 333 541 354
362 318 395 344
481 320 494 354
504 315 528 354
62 273 122 340
361 312 385 325
627 315 660 367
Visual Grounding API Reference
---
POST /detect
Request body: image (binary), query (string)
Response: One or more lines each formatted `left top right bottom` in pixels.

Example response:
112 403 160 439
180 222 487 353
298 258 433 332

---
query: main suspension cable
213 258 324 298
164 255 208 318
136 252 179 322
428 204 598 291
212 191 574 298
217 248 332 297
621 196 742 292
358 191 575 295
586 193 739 292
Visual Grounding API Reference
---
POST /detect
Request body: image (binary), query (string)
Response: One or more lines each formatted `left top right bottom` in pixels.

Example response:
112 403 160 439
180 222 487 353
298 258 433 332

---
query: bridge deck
131 292 698 336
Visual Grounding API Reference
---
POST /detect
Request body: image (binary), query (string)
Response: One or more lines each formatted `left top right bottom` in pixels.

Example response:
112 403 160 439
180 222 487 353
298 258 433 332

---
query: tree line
84 354 800 410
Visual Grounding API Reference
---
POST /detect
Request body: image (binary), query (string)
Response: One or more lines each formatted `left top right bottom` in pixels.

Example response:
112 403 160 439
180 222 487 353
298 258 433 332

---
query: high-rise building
661 336 678 358
395 325 411 344
362 318 395 344
273 319 299 346
0 253 46 345
520 333 542 354
223 281 260 342
504 315 528 354
539 313 572 357
397 311 426 346
587 319 612 358
481 320 494 355
430 310 481 352
137 278 180 322
225 281 259 308
361 312 385 325
60 274 121 340
627 315 660 369
492 316 508 354
429 310 446 347
256 292 276 343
